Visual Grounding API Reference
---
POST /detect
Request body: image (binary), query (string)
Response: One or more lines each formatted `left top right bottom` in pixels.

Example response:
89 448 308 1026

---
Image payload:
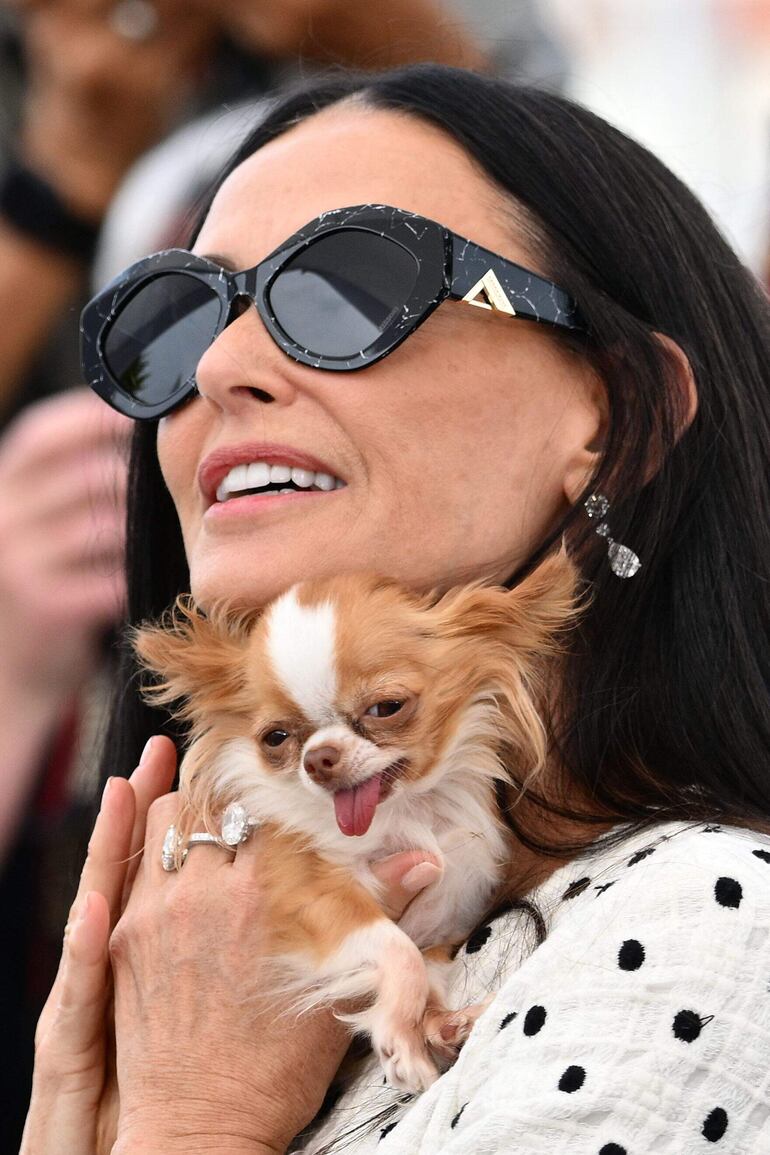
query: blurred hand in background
0 388 129 860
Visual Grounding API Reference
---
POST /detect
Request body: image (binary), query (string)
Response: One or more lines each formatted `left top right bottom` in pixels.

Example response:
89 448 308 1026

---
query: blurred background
0 0 767 1147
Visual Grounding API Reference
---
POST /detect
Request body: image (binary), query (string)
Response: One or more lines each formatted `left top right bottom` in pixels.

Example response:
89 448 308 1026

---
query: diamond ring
161 804 259 871
161 824 183 871
220 802 259 847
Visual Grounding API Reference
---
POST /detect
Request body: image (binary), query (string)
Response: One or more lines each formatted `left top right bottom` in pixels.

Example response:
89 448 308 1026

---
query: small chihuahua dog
133 550 578 1092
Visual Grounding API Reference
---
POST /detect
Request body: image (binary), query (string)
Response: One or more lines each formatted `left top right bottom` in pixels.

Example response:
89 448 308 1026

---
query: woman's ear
653 331 699 431
561 366 608 506
562 331 699 503
633 331 699 486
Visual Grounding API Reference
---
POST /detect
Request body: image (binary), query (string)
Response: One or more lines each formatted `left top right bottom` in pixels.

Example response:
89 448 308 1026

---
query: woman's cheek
156 414 186 501
156 410 204 535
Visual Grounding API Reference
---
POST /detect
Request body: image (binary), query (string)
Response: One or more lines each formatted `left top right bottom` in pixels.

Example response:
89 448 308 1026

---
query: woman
23 65 770 1154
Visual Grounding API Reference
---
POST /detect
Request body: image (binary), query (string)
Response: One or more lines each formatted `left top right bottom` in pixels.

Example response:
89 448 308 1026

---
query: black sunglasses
81 203 586 420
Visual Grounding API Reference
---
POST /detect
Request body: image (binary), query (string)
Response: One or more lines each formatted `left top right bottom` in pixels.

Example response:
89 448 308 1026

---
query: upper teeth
215 461 345 502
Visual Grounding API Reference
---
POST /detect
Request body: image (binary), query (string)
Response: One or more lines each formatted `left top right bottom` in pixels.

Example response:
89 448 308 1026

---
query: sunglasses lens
103 273 222 406
268 230 419 359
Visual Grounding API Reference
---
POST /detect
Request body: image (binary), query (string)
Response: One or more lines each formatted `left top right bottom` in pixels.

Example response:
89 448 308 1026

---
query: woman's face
157 104 604 610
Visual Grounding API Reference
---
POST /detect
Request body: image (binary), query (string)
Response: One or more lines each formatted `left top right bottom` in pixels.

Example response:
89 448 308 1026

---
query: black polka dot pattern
714 877 742 908
563 877 592 900
558 1065 586 1093
703 824 722 833
672 1009 713 1042
465 925 492 954
523 1005 547 1036
450 1103 468 1129
702 1107 728 1142
628 846 656 866
366 826 763 1151
618 939 645 970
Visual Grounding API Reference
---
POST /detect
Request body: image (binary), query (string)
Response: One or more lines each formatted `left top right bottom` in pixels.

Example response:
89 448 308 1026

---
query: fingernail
139 736 155 766
101 777 114 806
401 862 442 893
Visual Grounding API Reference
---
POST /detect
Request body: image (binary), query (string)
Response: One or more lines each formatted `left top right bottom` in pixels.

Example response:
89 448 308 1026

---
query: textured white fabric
299 821 770 1154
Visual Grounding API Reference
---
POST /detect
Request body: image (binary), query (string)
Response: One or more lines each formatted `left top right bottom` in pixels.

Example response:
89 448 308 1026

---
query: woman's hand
109 791 442 1155
20 736 178 1155
20 729 441 1155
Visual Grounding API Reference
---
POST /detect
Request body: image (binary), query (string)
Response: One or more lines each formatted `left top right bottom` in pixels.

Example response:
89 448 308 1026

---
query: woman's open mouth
215 461 346 502
203 456 347 519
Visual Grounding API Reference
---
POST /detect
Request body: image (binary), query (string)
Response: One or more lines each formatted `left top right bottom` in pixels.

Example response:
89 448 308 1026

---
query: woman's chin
188 544 364 612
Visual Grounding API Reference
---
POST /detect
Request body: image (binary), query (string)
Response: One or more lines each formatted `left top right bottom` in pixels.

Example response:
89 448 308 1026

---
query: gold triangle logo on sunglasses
461 270 517 316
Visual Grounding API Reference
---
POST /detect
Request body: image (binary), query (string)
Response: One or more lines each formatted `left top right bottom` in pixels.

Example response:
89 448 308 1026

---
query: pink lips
197 441 343 508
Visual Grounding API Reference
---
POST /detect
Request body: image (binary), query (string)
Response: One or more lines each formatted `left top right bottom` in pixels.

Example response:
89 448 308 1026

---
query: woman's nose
194 297 299 410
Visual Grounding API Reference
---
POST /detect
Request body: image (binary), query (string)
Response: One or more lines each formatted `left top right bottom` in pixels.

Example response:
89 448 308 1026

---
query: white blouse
298 821 770 1155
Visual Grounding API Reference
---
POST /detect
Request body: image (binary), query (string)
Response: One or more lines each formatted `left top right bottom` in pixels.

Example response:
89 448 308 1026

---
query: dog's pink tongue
333 773 382 837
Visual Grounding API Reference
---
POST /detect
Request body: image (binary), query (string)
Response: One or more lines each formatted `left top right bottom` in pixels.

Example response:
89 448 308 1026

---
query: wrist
112 1138 281 1155
114 1104 287 1155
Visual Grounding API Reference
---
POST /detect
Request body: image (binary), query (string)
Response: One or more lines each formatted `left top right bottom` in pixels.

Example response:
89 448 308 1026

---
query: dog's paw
423 996 493 1065
375 1032 439 1093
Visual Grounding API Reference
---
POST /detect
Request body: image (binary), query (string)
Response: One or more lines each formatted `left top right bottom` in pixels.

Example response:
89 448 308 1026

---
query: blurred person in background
0 1 567 1146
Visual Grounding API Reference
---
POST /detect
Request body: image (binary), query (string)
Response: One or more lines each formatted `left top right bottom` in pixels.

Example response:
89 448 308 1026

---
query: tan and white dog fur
133 550 578 1092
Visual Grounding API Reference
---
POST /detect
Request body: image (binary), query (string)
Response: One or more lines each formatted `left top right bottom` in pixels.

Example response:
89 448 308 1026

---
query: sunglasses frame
81 203 586 420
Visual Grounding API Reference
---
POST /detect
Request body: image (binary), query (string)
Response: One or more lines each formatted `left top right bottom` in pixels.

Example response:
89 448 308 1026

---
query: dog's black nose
304 744 341 785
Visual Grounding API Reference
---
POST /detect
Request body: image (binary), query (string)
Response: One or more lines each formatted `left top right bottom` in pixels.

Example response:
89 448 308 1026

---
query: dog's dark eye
263 729 290 747
365 700 405 718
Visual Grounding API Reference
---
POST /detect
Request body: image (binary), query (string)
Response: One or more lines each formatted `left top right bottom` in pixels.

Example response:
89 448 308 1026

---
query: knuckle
229 873 260 910
63 901 79 941
33 1017 48 1055
162 881 196 922
32 1035 58 1074
108 917 134 963
146 792 179 831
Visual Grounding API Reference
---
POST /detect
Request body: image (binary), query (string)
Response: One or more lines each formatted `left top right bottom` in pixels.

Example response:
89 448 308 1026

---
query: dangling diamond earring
584 493 642 578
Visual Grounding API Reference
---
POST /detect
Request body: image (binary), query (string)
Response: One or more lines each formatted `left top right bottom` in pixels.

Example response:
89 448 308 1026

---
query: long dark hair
104 64 770 869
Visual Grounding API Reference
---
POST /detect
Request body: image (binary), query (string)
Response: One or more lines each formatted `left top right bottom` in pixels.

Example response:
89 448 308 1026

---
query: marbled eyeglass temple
81 203 586 421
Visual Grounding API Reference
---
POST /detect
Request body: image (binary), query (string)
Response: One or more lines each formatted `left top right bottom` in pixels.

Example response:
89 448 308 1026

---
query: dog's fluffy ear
131 597 253 720
429 548 582 780
429 547 582 653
